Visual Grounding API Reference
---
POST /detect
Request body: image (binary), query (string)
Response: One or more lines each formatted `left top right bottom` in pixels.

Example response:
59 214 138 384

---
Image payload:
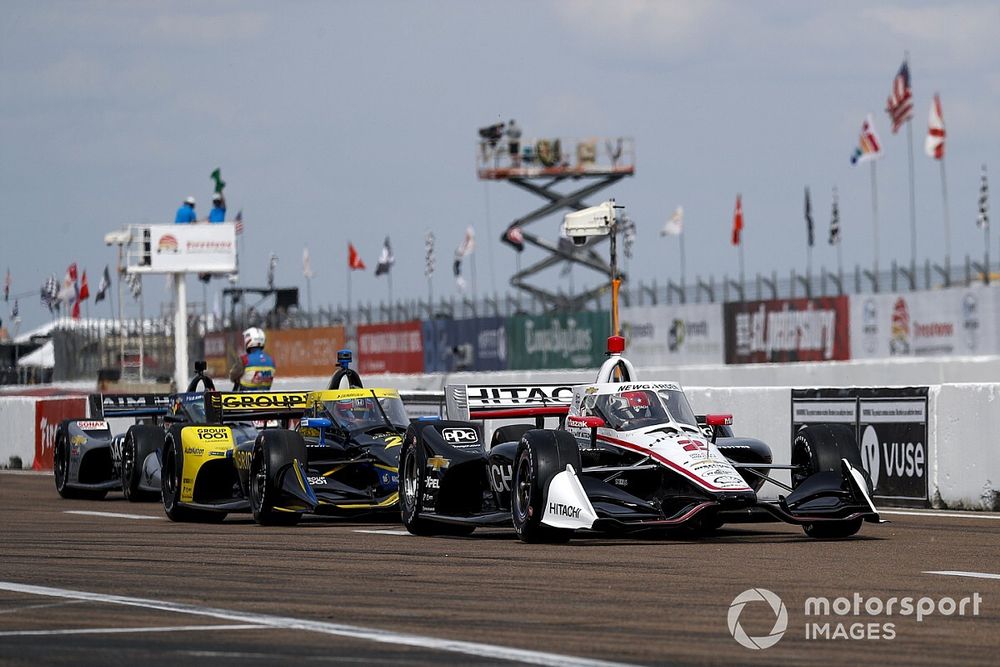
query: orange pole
611 277 621 337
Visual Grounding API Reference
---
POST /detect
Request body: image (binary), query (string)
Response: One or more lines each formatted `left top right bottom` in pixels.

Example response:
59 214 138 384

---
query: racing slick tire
792 424 869 539
53 422 107 500
490 423 534 448
122 425 162 502
161 425 226 523
399 435 475 537
249 430 306 526
511 430 581 544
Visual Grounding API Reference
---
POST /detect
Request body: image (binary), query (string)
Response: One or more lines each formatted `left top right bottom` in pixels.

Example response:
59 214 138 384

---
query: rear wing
204 391 311 423
89 393 173 419
445 384 575 421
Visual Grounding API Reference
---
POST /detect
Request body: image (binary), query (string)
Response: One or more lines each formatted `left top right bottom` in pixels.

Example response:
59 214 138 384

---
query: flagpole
939 158 952 284
906 116 918 277
679 231 687 301
871 161 880 290
738 244 745 294
306 275 313 324
346 262 352 323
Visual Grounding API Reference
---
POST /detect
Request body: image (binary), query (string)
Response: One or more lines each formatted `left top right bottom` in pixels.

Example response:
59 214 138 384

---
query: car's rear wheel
400 438 475 537
53 424 106 500
122 426 162 502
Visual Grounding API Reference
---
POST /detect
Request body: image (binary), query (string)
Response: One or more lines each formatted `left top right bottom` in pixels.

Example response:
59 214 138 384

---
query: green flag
210 168 225 194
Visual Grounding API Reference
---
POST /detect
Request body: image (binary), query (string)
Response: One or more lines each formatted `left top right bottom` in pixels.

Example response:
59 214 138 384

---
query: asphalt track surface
1 471 998 666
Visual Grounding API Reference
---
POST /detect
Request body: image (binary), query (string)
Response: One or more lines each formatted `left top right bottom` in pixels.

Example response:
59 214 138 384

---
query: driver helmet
334 398 374 425
611 391 652 421
243 326 266 352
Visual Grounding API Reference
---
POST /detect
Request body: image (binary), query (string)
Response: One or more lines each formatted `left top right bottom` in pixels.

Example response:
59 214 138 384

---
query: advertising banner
507 312 609 370
850 286 1000 358
268 326 346 377
357 321 424 374
791 387 929 505
423 317 508 373
145 224 237 273
34 398 87 470
724 296 850 364
620 303 724 366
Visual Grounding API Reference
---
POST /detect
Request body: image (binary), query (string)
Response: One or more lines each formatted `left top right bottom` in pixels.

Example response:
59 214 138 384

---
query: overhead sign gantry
104 223 237 391
478 126 635 311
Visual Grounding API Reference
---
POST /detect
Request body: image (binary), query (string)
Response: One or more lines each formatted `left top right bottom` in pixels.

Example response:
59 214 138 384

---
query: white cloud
551 0 731 57
864 3 1000 64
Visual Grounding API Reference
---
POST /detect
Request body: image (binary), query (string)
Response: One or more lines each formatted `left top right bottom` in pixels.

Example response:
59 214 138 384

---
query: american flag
978 165 989 230
234 209 244 235
886 60 914 134
829 187 841 245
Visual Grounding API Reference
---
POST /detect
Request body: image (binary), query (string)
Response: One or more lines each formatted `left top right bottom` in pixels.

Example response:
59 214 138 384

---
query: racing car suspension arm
731 465 794 493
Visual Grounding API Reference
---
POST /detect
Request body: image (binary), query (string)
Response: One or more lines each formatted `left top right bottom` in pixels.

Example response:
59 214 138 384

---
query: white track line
881 510 1000 520
0 581 635 667
924 570 1000 581
352 529 411 536
63 510 162 521
0 624 266 637
0 600 87 615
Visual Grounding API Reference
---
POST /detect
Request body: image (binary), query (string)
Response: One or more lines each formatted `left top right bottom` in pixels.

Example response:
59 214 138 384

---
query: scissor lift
478 133 635 311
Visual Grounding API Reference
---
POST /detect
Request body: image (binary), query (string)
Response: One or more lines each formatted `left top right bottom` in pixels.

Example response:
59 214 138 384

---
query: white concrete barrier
2 376 997 510
0 397 37 468
929 384 1000 509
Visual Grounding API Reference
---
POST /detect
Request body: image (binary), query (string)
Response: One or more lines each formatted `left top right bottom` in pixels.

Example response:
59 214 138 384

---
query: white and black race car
399 336 881 542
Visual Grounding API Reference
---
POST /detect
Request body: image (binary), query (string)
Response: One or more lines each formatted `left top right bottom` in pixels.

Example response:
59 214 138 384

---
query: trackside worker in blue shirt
175 196 197 223
209 192 226 223
229 327 276 390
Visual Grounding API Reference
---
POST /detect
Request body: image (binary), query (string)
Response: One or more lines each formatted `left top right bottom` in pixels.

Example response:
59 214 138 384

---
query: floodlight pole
174 274 187 392
609 217 621 337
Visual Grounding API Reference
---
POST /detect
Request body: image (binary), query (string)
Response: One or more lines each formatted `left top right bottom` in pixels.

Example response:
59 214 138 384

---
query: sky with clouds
2 1 998 331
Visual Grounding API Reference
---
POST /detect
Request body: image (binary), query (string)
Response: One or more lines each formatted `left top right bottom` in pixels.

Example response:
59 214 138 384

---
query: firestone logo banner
724 297 850 364
850 287 997 359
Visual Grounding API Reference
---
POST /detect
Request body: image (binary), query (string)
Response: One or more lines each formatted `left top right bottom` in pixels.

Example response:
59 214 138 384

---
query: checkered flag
829 187 841 245
621 215 637 259
978 165 989 230
425 231 435 278
125 272 142 300
40 274 59 312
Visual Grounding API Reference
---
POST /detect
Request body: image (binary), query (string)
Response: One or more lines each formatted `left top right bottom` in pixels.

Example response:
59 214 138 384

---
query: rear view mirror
705 414 733 427
301 417 332 429
568 415 605 429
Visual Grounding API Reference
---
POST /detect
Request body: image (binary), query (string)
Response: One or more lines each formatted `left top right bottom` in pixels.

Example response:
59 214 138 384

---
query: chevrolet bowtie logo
427 455 450 471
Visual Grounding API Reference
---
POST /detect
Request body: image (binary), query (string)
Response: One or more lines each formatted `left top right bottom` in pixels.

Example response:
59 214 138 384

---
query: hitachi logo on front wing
548 502 581 519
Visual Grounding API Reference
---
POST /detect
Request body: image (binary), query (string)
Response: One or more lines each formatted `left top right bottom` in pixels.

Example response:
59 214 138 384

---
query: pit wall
1 380 996 510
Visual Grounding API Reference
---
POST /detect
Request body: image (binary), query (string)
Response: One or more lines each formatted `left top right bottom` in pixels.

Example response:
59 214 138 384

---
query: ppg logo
442 427 478 445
